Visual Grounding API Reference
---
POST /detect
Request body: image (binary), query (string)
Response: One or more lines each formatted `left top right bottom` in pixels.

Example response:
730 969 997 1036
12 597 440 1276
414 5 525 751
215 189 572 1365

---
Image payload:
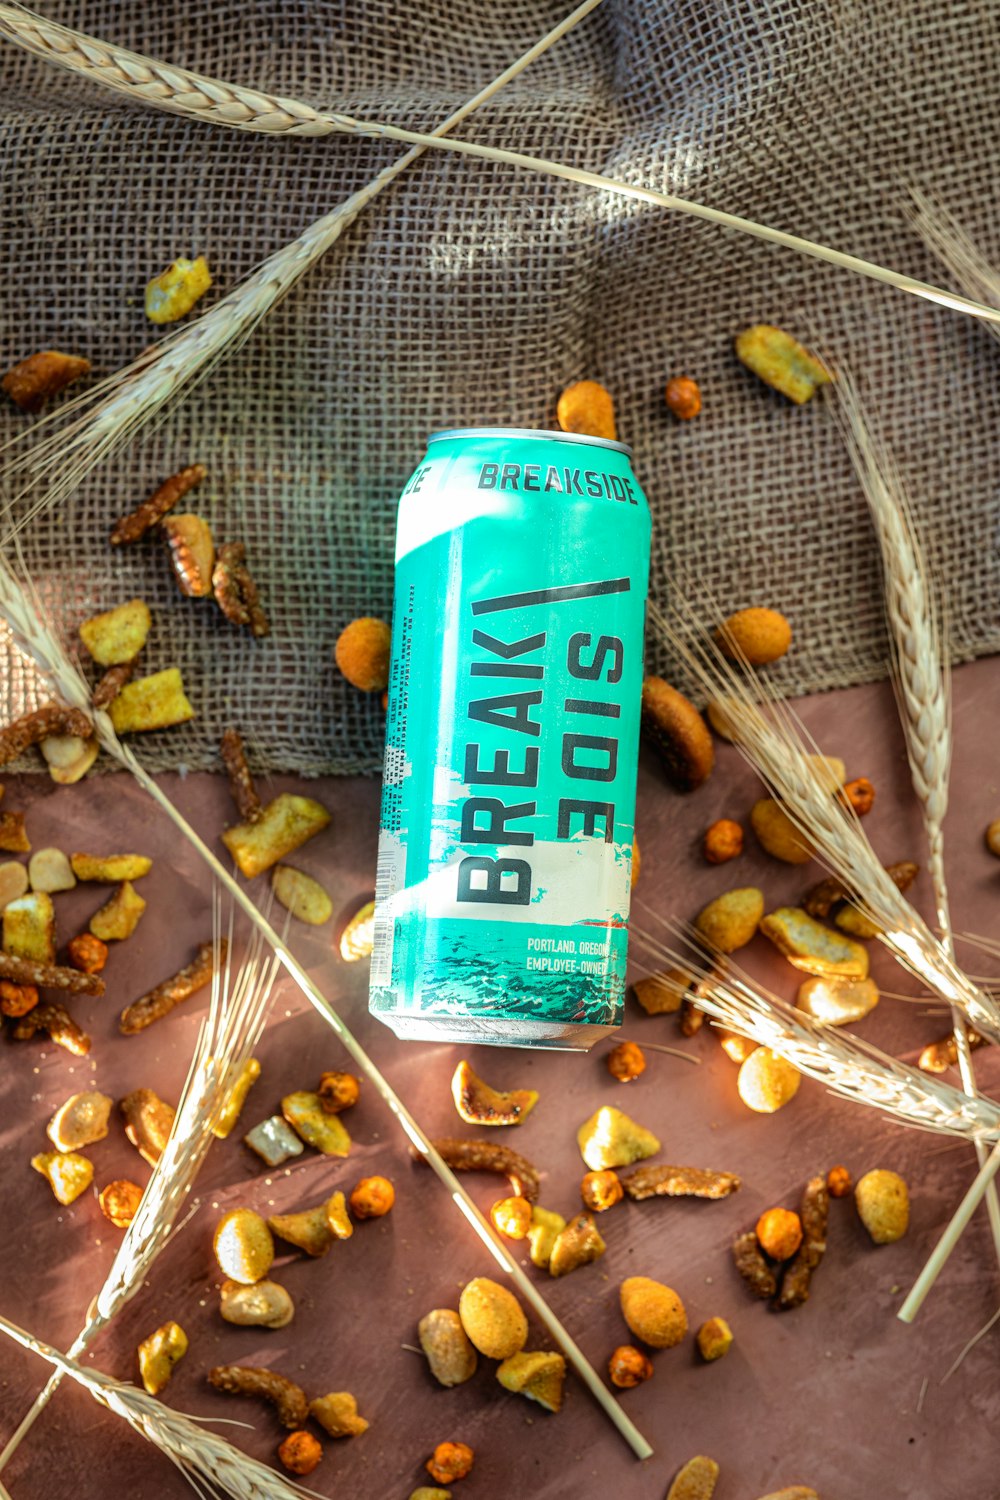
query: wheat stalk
908 186 1000 340
1 5 999 331
0 1314 320 1500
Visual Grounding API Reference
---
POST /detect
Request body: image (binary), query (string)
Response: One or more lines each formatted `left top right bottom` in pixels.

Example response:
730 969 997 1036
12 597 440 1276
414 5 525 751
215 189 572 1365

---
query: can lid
427 426 632 457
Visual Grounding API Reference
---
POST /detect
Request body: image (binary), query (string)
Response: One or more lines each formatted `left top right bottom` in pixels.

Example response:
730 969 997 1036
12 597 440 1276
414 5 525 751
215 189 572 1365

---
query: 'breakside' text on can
369 427 651 1049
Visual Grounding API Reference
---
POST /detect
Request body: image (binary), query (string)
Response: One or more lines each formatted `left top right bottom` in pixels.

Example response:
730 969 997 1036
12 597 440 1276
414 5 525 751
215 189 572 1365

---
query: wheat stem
907 186 1000 340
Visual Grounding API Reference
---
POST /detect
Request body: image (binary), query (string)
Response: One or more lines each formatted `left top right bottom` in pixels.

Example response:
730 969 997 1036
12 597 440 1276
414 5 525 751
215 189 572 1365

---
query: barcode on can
370 846 403 988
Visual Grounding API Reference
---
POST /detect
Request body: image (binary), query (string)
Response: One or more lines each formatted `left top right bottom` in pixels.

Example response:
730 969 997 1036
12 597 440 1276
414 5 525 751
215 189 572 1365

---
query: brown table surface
1 658 999 1500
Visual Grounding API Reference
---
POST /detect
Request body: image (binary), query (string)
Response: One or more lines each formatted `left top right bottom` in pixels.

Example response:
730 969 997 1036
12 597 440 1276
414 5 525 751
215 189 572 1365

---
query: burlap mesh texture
0 1 997 777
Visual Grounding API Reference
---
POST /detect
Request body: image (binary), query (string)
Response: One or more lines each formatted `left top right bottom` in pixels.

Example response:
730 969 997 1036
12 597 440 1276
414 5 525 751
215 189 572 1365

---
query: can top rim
427 426 632 457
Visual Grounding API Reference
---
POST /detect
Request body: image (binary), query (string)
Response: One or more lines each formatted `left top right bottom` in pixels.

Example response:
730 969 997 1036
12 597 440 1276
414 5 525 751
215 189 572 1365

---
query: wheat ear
908 186 1000 338
0 0 605 539
1 4 999 328
0 547 651 1463
0 1315 321 1500
829 367 1000 1267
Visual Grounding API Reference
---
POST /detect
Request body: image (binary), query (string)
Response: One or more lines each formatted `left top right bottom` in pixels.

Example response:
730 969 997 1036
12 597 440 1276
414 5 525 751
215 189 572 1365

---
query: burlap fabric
0 1 997 776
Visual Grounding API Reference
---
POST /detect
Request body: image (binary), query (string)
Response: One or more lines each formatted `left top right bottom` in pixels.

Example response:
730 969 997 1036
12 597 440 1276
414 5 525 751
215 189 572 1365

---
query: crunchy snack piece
243 1115 305 1167
833 903 881 940
703 819 743 864
705 697 740 741
0 980 38 1016
223 792 330 879
490 1194 533 1238
163 513 215 597
1 950 104 994
426 1441 473 1485
90 881 146 942
664 375 702 420
557 378 616 439
213 541 269 637
0 813 30 854
419 1308 478 1388
760 907 869 978
219 728 262 823
419 1137 540 1203
735 324 831 404
271 865 333 926
840 776 875 817
640 677 714 791
12 1002 91 1055
2 349 90 412
694 887 764 953
267 1201 337 1257
451 1059 538 1127
31 1150 93 1204
327 1191 354 1239
526 1206 566 1269
145 256 212 323
334 618 392 692
79 599 153 664
138 1321 188 1396
98 1179 144 1229
220 1278 295 1330
621 1163 742 1201
208 1365 308 1429
0 705 92 769
211 1057 261 1139
72 851 153 883
39 733 99 784
633 966 690 1015
277 1431 323 1476
577 1105 660 1171
112 469 207 547
309 1391 369 1438
581 1169 624 1213
855 1169 910 1244
496 1350 566 1412
696 1317 733 1362
340 898 375 961
796 975 879 1025
801 873 848 919
776 1176 829 1310
348 1176 394 1220
119 940 224 1033
732 1230 777 1299
65 933 109 975
549 1212 606 1277
92 662 136 713
715 607 792 665
281 1091 351 1155
608 1345 654 1388
0 860 28 909
109 669 195 734
607 1039 645 1082
666 1455 720 1500
986 819 1000 858
737 1047 801 1114
919 1027 986 1074
4 892 55 963
46 1090 113 1152
120 1088 176 1166
716 1029 756 1064
826 1165 853 1198
751 798 812 864
755 1489 819 1500
28 849 75 894
458 1277 528 1360
214 1208 275 1284
410 1490 453 1500
756 1207 803 1260
620 1276 687 1349
680 995 703 1036
318 1071 361 1114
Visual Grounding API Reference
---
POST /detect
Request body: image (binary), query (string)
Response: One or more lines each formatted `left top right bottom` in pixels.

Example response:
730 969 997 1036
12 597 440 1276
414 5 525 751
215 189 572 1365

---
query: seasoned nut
549 1212 606 1277
737 1048 800 1114
277 1431 323 1476
4 892 55 963
706 697 740 741
695 887 764 952
715 607 792 665
145 256 212 323
281 1091 351 1155
271 865 333 926
607 1040 645 1082
243 1115 306 1167
680 997 702 1035
418 1308 478 1388
796 975 879 1025
756 1207 803 1260
334 618 392 692
214 1208 275 1284
78 600 153 664
759 907 869 978
46 1090 112 1152
267 1201 337 1258
0 813 29 854
577 1105 660 1170
665 375 702 420
735 324 831 404
986 819 1000 858
827 1165 853 1198
410 1491 453 1500
208 1365 308 1430
348 1175 394 1220
31 1150 93 1205
339 898 375 960
163 513 215 597
318 1071 360 1114
211 1057 261 1139
309 1391 369 1438
717 1029 756 1064
696 1317 733 1362
557 379 616 439
496 1350 566 1412
120 1088 175 1165
807 753 846 791
220 1279 295 1330
666 1455 720 1500
66 933 109 975
98 1179 144 1228
490 1195 533 1239
0 861 28 909
41 737 98 785
451 1059 538 1126
608 1345 653 1388
28 849 75 894
526 1206 566 1269
620 1276 687 1349
581 1169 624 1213
137 1321 188 1396
89 881 146 942
641 677 714 791
458 1277 528 1360
919 1028 987 1074
703 819 743 864
109 669 195 734
633 966 690 1014
426 1441 474 1484
2 350 90 412
326 1191 354 1240
840 776 875 817
222 793 331 880
751 799 812 864
855 1169 910 1244
0 980 38 1017
71 852 153 882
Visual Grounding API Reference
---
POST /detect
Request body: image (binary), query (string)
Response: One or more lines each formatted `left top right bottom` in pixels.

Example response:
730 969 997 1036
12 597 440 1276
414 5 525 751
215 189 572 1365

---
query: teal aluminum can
369 426 651 1049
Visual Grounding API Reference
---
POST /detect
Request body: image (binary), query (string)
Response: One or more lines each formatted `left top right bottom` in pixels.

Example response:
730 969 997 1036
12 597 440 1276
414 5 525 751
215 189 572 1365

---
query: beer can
369 426 651 1049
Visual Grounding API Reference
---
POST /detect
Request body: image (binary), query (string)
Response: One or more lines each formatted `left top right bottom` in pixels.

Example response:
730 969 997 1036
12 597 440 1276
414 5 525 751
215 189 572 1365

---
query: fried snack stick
0 952 104 996
412 1137 540 1204
110 463 206 546
213 542 269 638
119 939 227 1034
11 1003 91 1056
220 729 262 823
776 1176 829 1310
732 1231 777 1299
622 1164 742 1201
0 705 93 768
92 661 137 712
207 1366 309 1429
